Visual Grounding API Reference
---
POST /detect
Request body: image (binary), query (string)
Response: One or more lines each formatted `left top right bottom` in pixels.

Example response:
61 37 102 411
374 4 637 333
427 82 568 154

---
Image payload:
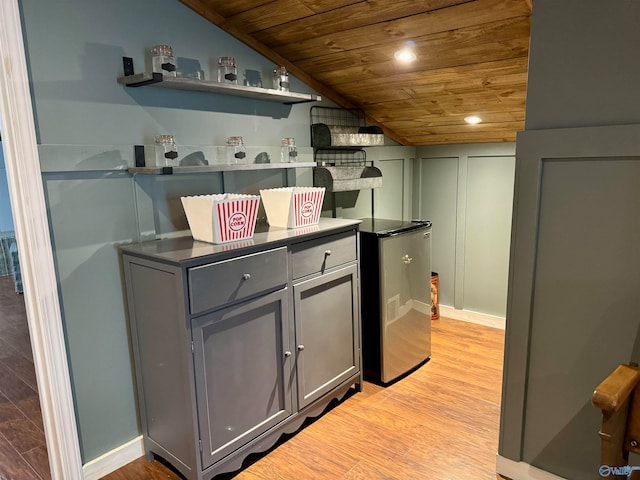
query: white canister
226 136 246 164
154 135 178 166
280 138 297 163
272 65 289 91
150 45 177 77
218 57 238 84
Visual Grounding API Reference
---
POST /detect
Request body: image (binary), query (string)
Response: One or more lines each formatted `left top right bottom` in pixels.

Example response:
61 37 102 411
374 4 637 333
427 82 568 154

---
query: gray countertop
119 217 361 267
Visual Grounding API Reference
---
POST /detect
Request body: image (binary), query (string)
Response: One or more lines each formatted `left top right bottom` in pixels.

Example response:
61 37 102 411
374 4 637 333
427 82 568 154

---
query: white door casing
0 0 83 478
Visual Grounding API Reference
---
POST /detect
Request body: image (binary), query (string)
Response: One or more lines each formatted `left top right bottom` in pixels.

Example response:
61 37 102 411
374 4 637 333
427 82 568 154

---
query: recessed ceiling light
394 48 416 63
464 115 483 125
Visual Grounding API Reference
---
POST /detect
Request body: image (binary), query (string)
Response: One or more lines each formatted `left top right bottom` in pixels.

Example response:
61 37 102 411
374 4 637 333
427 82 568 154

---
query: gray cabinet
192 288 292 468
120 218 362 480
293 263 360 409
289 230 360 408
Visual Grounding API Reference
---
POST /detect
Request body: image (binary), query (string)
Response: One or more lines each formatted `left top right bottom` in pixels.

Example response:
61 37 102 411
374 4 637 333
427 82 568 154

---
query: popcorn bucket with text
260 187 325 229
180 193 260 244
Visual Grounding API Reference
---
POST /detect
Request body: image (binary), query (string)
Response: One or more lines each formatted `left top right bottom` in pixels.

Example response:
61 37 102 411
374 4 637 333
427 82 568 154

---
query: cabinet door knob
284 351 292 358
242 273 251 280
324 250 332 256
297 345 305 351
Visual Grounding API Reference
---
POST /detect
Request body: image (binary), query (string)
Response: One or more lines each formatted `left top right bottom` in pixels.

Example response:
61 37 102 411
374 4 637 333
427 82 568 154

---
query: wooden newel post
593 365 640 480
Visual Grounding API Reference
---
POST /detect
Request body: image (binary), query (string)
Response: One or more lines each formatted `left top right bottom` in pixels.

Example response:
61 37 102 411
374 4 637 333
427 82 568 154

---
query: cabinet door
191 288 292 468
293 263 360 409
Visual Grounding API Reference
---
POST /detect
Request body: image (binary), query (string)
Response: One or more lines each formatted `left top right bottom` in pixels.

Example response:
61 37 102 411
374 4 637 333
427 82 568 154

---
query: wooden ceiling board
364 92 526 120
301 41 528 91
180 0 532 146
334 57 528 90
339 72 527 104
198 0 275 18
407 132 518 145
342 78 527 106
268 0 529 61
404 120 524 135
222 0 365 33
252 0 472 45
290 16 530 73
383 111 525 130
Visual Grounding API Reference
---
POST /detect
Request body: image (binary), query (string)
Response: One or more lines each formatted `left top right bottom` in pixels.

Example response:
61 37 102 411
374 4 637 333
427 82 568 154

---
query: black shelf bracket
121 57 163 87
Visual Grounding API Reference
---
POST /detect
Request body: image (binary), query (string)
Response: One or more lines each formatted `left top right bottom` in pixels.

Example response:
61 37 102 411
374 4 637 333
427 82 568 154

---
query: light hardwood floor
104 316 506 480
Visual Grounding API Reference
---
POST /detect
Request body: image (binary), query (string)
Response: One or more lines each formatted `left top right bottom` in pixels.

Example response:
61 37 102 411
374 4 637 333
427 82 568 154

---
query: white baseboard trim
82 435 144 480
439 305 506 330
496 454 568 480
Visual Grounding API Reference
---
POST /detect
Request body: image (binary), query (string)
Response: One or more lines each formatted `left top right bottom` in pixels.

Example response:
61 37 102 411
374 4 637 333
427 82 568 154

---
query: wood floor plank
0 433 41 480
0 367 44 431
22 445 51 480
104 317 505 479
0 338 39 392
0 391 28 425
0 418 46 454
100 457 179 480
262 428 360 476
342 460 400 480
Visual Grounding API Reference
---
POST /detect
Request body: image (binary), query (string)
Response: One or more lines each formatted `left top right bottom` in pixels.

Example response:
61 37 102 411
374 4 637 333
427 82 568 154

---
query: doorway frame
0 1 83 478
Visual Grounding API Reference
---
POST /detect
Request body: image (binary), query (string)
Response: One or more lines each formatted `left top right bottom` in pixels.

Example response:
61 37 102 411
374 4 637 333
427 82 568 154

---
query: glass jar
272 65 289 92
280 138 297 163
150 45 176 77
218 57 238 84
154 135 178 167
226 136 246 164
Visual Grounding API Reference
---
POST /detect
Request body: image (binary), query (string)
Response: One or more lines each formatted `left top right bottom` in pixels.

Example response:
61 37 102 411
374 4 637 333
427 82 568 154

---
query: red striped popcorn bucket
180 193 260 244
260 187 325 229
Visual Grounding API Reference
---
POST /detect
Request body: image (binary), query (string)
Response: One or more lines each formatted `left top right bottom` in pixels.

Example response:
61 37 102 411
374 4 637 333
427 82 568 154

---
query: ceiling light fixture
394 40 417 63
464 115 483 125
394 48 417 63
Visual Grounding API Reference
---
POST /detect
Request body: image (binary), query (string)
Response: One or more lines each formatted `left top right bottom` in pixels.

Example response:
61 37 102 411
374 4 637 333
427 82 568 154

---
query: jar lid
281 137 295 146
150 45 173 56
218 56 236 66
273 65 287 75
226 136 244 145
154 134 175 144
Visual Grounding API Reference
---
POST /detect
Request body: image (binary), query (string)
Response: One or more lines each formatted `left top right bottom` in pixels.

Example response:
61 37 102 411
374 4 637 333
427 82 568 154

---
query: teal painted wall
18 0 323 462
19 0 315 146
0 142 14 232
463 156 515 317
415 156 458 308
415 143 516 317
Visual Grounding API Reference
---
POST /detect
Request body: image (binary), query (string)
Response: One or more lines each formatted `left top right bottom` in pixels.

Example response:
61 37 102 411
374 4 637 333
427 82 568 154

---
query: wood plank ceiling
180 0 531 146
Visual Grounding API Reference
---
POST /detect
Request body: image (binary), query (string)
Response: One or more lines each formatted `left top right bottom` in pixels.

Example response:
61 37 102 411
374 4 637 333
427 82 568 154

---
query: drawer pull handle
324 250 332 256
284 351 292 358
297 345 305 351
242 273 251 280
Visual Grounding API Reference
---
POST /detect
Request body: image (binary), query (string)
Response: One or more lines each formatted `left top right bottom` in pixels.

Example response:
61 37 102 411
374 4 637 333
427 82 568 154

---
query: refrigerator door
379 227 432 382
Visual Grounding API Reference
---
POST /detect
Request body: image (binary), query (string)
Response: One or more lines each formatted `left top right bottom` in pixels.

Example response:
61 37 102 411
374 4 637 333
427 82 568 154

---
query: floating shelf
117 73 321 105
128 162 317 175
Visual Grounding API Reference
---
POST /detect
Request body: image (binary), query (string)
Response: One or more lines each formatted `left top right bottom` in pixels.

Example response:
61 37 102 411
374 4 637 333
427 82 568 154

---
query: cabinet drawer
291 231 357 279
188 247 287 315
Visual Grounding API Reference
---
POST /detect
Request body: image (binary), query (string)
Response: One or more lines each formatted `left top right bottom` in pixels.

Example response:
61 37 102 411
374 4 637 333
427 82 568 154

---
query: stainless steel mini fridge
359 218 432 384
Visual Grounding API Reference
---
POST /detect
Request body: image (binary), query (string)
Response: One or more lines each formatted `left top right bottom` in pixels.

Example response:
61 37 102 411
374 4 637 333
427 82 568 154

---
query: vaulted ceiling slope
180 0 531 146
